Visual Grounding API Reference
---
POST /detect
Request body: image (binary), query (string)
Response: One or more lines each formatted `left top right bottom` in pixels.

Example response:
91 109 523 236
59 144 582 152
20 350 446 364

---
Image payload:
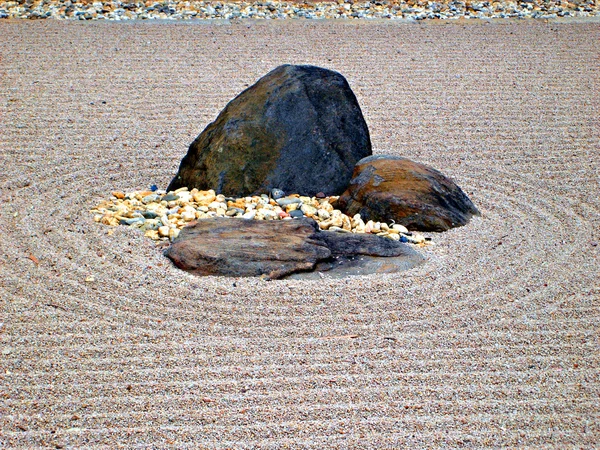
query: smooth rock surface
316 230 413 257
334 155 480 231
167 64 372 197
165 217 422 279
286 253 425 280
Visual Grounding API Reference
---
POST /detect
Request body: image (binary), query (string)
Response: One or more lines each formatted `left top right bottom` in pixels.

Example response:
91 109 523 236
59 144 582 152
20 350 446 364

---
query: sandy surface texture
1 20 599 448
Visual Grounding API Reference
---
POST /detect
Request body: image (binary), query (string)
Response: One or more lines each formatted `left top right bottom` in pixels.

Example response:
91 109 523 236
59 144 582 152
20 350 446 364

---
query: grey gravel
0 0 598 20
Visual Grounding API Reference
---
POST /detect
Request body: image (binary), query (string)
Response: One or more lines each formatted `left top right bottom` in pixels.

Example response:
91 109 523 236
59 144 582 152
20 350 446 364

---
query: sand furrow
1 19 599 448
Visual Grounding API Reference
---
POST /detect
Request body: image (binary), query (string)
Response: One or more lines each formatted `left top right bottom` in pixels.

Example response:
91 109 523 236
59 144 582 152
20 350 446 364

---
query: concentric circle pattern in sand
1 20 599 448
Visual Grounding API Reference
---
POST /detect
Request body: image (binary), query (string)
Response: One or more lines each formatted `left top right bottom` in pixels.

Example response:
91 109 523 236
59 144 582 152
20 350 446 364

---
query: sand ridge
1 20 599 448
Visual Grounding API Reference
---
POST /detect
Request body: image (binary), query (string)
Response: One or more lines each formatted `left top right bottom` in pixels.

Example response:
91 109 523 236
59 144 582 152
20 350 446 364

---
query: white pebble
392 224 409 234
242 210 256 220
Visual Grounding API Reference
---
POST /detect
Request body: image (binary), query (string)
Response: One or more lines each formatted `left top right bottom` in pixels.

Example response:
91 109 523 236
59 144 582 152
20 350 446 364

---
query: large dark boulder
167 64 372 197
334 155 480 232
165 217 422 279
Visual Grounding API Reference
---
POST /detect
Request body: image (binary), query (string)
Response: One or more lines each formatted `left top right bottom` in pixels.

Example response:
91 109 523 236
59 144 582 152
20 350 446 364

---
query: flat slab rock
165 217 424 279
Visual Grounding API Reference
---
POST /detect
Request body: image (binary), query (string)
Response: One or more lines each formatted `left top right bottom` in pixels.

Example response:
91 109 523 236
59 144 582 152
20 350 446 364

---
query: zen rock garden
92 64 479 279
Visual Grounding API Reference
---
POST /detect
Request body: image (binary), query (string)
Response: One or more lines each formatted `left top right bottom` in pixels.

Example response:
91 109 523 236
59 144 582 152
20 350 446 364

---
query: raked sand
1 19 599 448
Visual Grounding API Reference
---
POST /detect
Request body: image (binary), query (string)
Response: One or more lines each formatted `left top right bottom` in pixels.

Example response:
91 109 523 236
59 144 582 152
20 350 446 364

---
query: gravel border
1 0 598 20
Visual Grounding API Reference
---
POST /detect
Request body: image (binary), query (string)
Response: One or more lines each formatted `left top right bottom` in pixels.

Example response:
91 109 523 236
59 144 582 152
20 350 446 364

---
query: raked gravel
1 19 599 448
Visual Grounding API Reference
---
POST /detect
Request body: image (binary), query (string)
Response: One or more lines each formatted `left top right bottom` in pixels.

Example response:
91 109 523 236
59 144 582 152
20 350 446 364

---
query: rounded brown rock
334 155 480 232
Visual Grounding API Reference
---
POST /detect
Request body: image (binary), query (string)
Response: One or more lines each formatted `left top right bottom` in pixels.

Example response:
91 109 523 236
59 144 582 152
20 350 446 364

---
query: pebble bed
1 0 598 20
91 186 432 245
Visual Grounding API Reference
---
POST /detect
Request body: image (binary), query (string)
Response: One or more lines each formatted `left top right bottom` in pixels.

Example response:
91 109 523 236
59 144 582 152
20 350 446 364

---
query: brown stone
165 217 423 279
165 218 329 279
334 155 480 232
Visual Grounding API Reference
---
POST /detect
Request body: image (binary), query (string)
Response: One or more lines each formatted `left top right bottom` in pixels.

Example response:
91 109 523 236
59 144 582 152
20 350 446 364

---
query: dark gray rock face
315 231 409 258
167 64 372 197
165 217 422 279
334 155 480 232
